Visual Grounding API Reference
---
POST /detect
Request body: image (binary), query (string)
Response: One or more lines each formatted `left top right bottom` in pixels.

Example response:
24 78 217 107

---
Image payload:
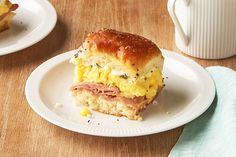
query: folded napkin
169 66 236 157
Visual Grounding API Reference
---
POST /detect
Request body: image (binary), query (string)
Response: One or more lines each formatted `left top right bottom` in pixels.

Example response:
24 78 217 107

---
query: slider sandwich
0 0 18 32
70 29 164 120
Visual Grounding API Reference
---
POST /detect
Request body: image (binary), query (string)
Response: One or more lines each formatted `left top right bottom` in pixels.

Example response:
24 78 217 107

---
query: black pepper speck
74 53 78 58
95 63 101 68
120 74 128 79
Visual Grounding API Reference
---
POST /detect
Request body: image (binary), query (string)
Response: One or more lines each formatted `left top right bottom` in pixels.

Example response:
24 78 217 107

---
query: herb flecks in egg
95 63 101 68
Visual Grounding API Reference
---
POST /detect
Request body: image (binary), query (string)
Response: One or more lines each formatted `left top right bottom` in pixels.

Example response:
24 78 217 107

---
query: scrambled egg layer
73 60 163 100
0 0 12 15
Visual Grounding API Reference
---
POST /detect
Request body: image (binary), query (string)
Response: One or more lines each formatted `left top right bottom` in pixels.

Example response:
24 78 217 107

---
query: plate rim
0 0 57 56
25 49 216 137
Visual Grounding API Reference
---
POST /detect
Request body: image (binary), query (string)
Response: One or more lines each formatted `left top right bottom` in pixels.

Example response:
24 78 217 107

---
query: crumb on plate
80 107 91 117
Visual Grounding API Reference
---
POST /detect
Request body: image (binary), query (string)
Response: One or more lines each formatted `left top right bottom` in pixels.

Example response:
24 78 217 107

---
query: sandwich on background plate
70 29 164 120
0 0 18 32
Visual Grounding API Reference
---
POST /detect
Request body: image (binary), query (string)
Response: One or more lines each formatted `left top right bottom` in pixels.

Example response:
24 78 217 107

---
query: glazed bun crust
84 29 162 68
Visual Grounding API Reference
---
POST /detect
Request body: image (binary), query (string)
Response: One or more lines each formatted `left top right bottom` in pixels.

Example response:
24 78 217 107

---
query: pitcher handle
167 0 189 45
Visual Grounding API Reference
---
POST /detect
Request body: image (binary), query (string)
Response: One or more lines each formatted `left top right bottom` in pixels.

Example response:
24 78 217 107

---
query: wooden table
1 0 236 156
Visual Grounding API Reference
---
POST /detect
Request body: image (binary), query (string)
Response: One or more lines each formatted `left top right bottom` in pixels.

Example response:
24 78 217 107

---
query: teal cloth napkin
169 66 236 157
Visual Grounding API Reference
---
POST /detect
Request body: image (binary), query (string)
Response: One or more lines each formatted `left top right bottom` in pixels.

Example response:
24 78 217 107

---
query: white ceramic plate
0 0 57 56
25 49 215 137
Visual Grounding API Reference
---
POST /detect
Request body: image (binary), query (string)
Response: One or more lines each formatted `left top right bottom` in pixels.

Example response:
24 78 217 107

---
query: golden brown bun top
84 29 162 68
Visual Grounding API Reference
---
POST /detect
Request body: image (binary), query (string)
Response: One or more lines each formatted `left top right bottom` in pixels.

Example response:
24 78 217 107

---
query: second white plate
0 0 57 56
25 49 215 137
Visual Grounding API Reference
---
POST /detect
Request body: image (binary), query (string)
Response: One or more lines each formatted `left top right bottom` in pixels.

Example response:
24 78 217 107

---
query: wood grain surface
0 0 236 156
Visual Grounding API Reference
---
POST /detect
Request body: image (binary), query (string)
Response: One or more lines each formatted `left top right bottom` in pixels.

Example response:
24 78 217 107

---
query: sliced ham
70 83 147 110
70 83 120 97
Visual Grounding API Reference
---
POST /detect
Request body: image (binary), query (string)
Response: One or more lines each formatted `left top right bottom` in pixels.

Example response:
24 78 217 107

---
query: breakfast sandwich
0 0 18 32
70 29 164 120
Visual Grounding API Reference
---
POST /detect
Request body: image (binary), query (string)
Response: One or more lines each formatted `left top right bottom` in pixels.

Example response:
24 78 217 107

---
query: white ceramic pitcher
168 0 236 59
